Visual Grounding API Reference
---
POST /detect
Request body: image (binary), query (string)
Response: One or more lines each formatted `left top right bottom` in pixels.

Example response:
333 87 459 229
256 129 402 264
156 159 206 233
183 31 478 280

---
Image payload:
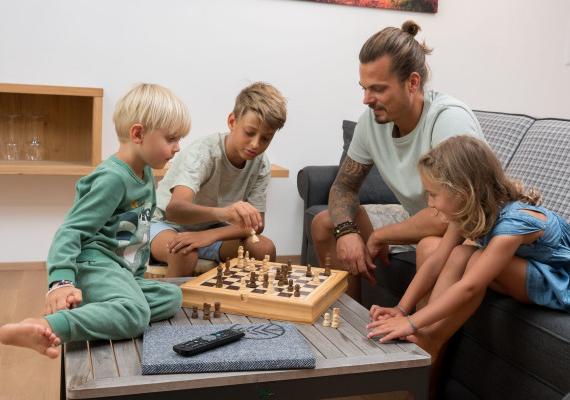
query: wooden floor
0 264 60 400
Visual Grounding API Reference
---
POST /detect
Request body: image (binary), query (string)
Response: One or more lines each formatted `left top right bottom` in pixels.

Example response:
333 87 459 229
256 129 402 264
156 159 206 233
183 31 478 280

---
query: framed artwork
307 0 438 13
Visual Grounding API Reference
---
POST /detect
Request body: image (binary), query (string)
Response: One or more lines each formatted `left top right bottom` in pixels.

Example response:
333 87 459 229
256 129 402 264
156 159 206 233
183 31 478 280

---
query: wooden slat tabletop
64 280 430 399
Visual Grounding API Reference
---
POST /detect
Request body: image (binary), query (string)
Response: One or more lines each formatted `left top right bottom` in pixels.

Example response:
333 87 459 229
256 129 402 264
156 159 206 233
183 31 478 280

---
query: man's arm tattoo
329 157 373 226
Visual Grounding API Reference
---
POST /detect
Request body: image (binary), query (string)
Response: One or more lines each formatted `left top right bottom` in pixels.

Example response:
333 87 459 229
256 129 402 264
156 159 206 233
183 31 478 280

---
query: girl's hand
369 305 405 321
45 286 83 315
367 315 415 343
167 231 217 254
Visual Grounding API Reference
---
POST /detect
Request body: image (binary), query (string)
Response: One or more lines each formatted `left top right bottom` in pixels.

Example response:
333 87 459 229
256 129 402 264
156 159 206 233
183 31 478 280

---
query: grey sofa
297 111 570 400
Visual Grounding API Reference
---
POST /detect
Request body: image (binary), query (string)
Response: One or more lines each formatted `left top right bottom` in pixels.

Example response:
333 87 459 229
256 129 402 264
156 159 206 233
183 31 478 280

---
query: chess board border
181 258 348 323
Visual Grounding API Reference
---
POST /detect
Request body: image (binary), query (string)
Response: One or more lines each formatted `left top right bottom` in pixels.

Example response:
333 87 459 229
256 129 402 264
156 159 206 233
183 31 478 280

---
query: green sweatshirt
47 155 155 285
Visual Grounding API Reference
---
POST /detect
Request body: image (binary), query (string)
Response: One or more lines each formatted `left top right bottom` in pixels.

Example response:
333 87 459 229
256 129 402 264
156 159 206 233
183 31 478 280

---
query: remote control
173 328 245 356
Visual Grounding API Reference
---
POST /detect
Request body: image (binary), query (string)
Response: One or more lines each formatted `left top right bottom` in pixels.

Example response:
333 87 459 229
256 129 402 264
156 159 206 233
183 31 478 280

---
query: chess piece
203 303 211 320
287 279 294 292
217 263 223 275
322 312 331 327
245 250 249 260
215 273 223 288
331 307 340 328
287 259 292 273
238 245 244 259
267 276 275 294
224 257 231 276
311 271 320 285
191 306 198 319
247 271 257 288
214 302 221 318
294 284 300 297
324 265 331 277
262 255 269 272
250 228 260 243
263 272 269 288
306 264 313 277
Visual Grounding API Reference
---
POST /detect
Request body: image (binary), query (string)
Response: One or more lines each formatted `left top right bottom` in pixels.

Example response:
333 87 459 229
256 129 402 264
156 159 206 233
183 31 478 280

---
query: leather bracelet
406 316 418 333
333 221 360 240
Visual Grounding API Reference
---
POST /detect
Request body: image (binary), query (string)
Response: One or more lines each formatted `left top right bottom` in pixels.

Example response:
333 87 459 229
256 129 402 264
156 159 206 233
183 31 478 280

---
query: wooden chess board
181 258 348 323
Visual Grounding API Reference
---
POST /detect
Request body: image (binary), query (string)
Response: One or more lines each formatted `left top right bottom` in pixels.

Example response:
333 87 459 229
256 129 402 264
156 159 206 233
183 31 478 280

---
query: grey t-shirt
348 90 484 215
154 132 271 228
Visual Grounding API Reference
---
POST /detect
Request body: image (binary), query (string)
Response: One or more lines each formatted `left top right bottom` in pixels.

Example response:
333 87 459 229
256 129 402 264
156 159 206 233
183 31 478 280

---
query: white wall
1 0 569 261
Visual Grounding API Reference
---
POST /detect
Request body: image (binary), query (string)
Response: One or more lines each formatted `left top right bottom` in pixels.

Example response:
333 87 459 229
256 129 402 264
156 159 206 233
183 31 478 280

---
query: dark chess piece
294 284 300 297
324 265 331 277
214 302 221 318
287 279 294 292
287 259 292 273
263 273 269 288
191 306 198 319
215 273 224 288
247 271 257 288
224 257 231 276
203 303 211 320
306 264 313 277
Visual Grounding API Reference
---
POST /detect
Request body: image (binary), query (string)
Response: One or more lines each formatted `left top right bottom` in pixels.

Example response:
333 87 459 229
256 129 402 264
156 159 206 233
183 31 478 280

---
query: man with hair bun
312 21 484 299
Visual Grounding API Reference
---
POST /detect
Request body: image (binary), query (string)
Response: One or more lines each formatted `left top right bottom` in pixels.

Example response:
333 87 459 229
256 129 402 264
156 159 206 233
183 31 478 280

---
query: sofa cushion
339 120 399 205
505 118 570 221
447 290 570 398
474 111 535 168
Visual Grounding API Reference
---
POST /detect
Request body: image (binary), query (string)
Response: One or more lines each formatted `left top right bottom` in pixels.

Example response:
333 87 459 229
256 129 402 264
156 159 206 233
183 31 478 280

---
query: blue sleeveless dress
479 201 570 312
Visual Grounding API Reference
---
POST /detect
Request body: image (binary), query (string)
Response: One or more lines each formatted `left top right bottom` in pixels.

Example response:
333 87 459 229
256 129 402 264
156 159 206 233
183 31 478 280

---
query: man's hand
167 231 217 254
336 233 377 285
216 201 262 231
45 286 83 315
366 231 390 267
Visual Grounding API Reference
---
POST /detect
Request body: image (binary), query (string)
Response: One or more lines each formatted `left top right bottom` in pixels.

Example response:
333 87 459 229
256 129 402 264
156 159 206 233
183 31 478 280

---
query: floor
0 264 60 400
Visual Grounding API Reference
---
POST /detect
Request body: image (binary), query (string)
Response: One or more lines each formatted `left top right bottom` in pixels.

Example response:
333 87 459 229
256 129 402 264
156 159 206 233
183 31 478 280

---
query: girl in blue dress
367 135 570 364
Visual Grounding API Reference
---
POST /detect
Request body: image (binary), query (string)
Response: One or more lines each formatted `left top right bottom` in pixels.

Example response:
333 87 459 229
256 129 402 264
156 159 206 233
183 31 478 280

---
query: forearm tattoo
329 157 372 225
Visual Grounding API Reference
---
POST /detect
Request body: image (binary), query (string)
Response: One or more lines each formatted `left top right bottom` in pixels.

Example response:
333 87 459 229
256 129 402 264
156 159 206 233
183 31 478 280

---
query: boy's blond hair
113 83 191 143
233 82 287 131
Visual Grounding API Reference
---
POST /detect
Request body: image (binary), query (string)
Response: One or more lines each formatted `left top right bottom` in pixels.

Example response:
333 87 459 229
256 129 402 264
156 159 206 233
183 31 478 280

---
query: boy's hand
218 201 262 231
168 231 217 254
45 286 83 315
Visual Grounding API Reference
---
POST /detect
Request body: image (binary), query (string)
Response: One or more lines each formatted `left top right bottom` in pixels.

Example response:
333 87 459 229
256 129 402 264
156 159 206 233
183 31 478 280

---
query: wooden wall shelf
0 83 103 175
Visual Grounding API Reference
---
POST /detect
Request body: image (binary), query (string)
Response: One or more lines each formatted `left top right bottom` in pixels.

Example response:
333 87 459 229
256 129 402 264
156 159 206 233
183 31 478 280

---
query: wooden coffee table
63 279 430 399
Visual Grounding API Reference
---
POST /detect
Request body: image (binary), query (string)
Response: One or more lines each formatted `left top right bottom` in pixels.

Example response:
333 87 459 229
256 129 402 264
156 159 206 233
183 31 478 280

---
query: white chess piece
238 245 244 259
312 271 320 285
322 312 331 327
250 228 260 243
267 278 275 294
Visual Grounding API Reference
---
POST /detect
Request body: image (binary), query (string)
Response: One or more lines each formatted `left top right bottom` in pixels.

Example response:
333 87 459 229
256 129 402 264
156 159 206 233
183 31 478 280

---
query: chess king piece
322 312 331 327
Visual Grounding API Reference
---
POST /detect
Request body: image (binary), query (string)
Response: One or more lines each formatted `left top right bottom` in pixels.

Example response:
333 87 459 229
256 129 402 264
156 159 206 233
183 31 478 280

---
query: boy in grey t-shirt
150 82 287 277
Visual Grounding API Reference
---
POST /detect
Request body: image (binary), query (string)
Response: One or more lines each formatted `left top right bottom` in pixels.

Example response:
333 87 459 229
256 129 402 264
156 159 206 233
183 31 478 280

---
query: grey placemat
142 322 316 374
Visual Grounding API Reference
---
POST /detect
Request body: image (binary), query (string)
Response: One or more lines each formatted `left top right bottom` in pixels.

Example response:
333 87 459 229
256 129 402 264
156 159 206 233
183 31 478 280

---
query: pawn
287 279 294 292
224 257 231 275
191 306 198 319
238 245 244 259
305 264 313 278
311 271 320 285
324 265 331 277
293 283 300 297
287 259 292 273
214 302 221 318
245 250 249 260
322 312 331 327
215 273 223 288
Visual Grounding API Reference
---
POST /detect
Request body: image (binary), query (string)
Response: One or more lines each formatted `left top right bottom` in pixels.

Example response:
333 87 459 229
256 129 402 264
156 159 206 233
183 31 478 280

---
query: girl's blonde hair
418 135 541 239
113 83 191 142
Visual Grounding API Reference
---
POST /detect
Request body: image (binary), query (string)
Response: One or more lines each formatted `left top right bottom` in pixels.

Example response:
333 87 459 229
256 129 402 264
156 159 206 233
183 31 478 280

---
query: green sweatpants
45 257 182 342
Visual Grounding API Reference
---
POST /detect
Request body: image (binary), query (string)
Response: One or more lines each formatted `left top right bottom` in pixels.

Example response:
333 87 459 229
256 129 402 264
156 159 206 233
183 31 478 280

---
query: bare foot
0 318 61 359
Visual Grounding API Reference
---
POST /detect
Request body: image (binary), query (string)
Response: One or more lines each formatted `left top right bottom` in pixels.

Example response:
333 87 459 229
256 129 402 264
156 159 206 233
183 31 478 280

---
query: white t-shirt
348 90 484 215
154 132 271 228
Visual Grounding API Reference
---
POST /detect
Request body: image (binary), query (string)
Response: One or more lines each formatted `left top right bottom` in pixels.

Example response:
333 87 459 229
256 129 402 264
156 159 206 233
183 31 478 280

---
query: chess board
181 258 348 323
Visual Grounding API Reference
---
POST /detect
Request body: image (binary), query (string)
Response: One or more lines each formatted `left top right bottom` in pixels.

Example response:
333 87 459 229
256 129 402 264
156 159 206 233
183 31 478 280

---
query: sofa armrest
297 165 339 209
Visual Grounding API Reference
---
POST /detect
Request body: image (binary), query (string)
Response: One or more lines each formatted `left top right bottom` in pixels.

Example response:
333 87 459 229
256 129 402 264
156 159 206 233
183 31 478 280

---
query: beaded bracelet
396 304 408 316
406 316 418 333
333 221 360 240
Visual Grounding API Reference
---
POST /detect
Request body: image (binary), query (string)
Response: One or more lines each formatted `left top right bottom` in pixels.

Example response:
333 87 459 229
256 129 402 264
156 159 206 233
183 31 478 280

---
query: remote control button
202 335 217 341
